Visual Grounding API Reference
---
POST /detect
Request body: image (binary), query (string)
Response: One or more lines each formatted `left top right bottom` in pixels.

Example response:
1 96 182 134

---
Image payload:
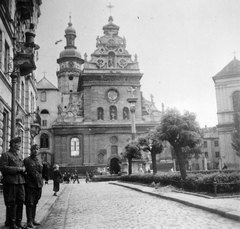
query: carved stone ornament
107 89 119 103
99 47 105 53
118 47 123 53
110 136 118 144
108 39 115 45
96 58 105 68
119 58 127 68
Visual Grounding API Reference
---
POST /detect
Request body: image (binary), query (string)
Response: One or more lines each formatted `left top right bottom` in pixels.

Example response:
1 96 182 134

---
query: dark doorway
110 158 121 174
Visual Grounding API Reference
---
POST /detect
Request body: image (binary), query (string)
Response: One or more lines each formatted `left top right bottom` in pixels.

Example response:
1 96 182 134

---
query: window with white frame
71 137 79 156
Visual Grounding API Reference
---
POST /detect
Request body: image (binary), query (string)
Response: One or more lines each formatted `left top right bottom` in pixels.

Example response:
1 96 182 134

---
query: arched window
40 109 49 127
40 133 49 149
123 107 130 120
110 105 117 120
71 137 79 156
97 107 104 120
41 91 47 102
233 91 240 112
40 109 49 115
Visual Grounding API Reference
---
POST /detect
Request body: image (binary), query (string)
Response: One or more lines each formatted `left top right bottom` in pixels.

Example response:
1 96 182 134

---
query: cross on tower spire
233 51 237 59
68 11 72 23
106 2 114 16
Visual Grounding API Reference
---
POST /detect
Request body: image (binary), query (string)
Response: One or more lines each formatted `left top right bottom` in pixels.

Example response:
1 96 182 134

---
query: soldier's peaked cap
10 137 21 144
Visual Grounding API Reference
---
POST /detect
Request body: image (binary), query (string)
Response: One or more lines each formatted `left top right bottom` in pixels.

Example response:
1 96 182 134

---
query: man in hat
0 137 26 229
24 144 43 228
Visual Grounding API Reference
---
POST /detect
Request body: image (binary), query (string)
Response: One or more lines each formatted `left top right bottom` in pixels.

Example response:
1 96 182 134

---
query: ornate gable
84 16 140 73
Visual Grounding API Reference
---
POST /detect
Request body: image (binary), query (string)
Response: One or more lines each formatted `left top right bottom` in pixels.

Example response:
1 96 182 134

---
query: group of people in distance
0 136 60 229
62 170 80 184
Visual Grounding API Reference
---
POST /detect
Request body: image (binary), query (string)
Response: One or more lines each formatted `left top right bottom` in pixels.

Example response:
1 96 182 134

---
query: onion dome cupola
57 17 84 93
84 16 141 74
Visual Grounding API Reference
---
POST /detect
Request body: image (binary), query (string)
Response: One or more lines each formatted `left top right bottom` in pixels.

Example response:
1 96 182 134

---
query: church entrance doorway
110 158 121 174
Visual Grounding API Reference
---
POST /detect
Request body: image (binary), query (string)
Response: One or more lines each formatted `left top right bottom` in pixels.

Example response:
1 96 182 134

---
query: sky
35 0 240 128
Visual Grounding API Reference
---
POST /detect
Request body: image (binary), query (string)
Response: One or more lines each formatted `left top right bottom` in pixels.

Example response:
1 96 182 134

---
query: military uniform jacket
24 156 43 188
0 150 25 184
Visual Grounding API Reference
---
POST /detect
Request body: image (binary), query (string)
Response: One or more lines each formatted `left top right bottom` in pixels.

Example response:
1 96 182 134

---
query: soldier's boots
32 205 41 226
16 203 24 228
33 219 41 226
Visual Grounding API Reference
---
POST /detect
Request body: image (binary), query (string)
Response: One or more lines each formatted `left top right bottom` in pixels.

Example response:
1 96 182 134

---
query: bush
91 175 122 182
119 171 240 194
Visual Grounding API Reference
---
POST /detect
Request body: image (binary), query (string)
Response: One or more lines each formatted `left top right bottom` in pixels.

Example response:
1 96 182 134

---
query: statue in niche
108 52 115 68
123 108 129 120
110 107 116 120
98 108 104 120
108 56 114 68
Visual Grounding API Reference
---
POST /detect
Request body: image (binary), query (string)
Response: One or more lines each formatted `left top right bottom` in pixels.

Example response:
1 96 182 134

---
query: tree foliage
138 129 163 174
155 108 202 179
231 112 240 157
121 140 142 175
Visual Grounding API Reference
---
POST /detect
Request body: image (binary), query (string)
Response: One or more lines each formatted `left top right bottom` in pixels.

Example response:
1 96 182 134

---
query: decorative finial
233 51 237 59
43 71 46 77
150 94 154 104
68 12 72 26
106 2 114 16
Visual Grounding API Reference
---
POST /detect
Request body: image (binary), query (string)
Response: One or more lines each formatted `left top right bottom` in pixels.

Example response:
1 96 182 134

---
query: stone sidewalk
0 180 67 229
0 180 239 228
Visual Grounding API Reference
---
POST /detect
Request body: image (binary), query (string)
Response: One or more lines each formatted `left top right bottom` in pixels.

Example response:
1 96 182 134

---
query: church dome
59 49 82 59
65 22 76 35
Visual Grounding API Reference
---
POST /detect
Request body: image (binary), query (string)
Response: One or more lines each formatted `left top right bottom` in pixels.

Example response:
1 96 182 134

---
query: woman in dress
53 164 62 196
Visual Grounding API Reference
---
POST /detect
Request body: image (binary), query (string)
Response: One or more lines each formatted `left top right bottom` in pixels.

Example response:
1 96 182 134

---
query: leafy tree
121 140 142 175
138 129 163 174
155 108 202 180
232 112 240 157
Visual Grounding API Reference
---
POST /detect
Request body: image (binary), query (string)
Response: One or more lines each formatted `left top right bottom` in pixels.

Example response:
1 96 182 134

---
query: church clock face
107 89 119 103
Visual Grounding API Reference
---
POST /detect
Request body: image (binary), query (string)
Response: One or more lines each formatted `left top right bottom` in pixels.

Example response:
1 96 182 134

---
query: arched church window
110 105 117 120
71 137 79 156
108 52 115 68
233 91 240 112
123 107 130 120
40 109 49 115
41 91 47 102
40 133 49 149
97 107 104 120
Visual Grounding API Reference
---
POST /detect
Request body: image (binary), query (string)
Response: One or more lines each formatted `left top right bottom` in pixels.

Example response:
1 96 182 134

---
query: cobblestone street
38 181 240 229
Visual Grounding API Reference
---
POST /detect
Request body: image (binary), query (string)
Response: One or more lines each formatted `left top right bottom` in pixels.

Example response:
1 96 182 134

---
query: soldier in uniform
0 137 26 229
24 144 43 228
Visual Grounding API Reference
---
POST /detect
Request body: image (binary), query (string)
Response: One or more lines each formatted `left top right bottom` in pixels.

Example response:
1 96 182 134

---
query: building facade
0 0 42 158
213 57 240 169
36 16 163 174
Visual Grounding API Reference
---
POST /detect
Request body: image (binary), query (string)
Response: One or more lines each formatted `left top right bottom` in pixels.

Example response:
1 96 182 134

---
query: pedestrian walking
24 144 43 228
73 170 80 184
0 137 25 229
42 161 49 185
85 171 90 183
53 164 62 196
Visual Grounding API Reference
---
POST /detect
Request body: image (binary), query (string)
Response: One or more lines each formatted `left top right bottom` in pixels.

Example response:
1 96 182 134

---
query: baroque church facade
36 16 162 174
213 57 240 169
